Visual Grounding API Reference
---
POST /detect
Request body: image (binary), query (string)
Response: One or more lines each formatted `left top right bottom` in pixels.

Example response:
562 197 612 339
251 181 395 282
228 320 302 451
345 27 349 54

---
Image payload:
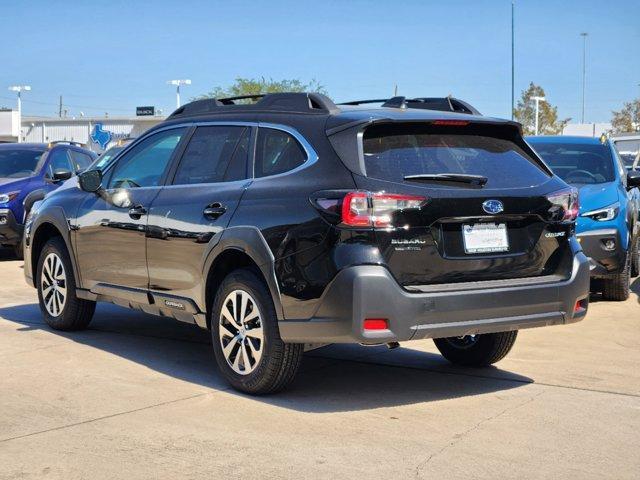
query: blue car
0 142 96 258
528 135 640 300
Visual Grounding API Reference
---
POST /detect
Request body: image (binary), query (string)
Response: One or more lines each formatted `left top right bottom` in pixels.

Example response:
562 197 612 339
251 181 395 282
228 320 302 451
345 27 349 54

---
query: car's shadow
0 302 533 413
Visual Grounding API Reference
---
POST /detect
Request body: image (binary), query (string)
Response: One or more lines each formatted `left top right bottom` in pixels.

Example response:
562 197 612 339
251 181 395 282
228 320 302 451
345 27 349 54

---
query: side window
47 148 73 176
173 126 248 185
69 150 93 172
108 128 187 189
612 145 626 179
255 128 307 178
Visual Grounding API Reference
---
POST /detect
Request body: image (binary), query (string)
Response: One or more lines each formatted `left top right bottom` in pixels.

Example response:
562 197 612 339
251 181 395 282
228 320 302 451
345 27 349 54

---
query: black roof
0 142 48 150
162 92 520 133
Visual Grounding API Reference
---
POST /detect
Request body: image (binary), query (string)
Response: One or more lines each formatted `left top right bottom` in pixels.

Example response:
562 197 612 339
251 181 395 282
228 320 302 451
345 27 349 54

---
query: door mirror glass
627 170 640 189
78 169 103 192
52 168 73 181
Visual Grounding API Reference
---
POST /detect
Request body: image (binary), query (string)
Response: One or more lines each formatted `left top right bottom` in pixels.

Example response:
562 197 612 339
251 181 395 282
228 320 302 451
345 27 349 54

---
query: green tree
611 98 640 134
513 83 570 135
196 77 327 101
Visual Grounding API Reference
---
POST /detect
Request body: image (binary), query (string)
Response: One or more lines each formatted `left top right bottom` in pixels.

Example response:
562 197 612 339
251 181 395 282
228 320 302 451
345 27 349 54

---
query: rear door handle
203 202 227 220
128 205 148 220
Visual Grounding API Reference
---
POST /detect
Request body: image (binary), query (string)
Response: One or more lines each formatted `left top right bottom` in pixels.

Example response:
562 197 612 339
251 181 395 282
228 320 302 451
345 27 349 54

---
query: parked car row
528 135 640 300
0 142 96 258
17 92 601 394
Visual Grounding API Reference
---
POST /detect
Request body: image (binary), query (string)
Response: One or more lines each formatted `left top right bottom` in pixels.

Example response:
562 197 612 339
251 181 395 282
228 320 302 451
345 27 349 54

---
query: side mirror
78 169 103 193
627 171 640 189
52 168 73 182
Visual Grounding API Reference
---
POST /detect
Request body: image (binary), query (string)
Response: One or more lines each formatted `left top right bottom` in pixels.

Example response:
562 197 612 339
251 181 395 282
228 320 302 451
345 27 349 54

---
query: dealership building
0 108 164 153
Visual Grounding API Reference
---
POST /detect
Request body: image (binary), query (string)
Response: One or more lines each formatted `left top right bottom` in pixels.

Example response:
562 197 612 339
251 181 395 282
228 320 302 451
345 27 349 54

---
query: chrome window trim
101 120 319 185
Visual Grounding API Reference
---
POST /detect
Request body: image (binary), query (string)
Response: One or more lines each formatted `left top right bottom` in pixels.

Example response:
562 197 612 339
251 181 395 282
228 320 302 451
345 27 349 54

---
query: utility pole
394 84 398 96
8 85 31 143
58 95 63 118
511 1 515 120
580 32 588 123
167 79 192 108
532 96 546 135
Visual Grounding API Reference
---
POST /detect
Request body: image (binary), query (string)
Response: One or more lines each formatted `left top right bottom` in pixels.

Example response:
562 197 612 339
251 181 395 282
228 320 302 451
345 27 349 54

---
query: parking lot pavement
0 255 639 480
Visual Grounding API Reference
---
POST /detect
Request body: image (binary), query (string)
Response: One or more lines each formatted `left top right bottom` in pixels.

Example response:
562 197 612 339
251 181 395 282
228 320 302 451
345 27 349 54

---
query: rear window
362 124 550 188
530 142 615 184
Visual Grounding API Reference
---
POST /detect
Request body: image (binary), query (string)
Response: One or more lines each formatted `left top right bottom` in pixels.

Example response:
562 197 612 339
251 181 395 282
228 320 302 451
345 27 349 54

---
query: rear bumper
0 209 23 246
278 252 591 344
577 229 626 276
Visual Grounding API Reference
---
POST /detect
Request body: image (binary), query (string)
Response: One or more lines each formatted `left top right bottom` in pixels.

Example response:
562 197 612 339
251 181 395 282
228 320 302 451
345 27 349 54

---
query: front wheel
210 268 303 394
13 243 24 261
630 236 639 278
36 237 95 330
433 331 518 367
602 252 630 301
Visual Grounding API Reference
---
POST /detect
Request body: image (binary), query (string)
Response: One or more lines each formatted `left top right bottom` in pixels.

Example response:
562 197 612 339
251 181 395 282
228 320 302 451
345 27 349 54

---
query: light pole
580 32 588 124
8 85 31 143
167 79 191 108
511 1 515 120
532 96 546 135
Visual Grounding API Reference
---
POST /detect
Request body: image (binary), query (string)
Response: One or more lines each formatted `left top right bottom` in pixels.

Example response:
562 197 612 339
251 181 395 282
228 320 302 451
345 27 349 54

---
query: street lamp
8 85 31 143
580 32 588 124
167 79 191 108
532 96 546 136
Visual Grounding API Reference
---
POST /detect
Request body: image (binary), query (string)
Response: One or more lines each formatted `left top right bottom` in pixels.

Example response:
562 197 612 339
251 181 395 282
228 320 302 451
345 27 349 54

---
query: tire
210 268 303 395
602 252 631 301
13 243 24 261
631 236 639 278
433 331 518 367
36 237 96 331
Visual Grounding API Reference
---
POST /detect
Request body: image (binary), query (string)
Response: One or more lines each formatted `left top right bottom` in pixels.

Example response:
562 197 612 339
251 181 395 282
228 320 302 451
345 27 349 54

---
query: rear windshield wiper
403 173 488 188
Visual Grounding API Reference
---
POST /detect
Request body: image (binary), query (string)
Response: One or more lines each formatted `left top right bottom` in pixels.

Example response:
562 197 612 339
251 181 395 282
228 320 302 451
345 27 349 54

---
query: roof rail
168 92 338 119
338 96 481 115
47 140 85 148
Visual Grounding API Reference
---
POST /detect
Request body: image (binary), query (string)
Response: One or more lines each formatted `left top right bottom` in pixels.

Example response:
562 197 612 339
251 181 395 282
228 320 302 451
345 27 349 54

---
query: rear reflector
342 191 427 228
574 299 587 313
363 318 388 330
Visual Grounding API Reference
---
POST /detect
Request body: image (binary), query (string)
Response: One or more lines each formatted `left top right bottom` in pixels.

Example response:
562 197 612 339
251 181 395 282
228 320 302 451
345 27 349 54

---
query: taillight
547 187 579 223
341 191 427 228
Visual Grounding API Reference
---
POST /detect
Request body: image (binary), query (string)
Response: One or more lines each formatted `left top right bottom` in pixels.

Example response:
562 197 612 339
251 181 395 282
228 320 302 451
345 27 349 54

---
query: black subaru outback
23 93 590 394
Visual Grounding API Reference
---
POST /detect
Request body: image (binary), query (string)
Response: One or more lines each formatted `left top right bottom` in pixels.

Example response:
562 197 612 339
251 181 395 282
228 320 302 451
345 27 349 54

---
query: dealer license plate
462 223 509 254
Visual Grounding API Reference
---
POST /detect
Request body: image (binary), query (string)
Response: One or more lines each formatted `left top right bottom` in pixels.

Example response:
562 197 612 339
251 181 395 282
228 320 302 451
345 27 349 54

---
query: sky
0 0 638 123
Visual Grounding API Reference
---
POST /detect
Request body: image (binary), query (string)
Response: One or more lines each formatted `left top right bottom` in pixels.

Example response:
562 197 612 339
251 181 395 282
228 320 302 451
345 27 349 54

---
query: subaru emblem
482 200 504 215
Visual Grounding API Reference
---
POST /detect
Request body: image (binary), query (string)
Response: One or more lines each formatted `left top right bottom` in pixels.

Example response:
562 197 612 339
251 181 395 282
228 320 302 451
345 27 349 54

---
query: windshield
0 148 43 178
89 146 123 171
530 142 615 184
362 124 550 189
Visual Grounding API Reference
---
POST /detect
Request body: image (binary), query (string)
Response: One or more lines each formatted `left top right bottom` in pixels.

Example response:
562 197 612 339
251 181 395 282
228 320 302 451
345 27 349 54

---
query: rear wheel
210 268 303 394
434 331 518 366
36 237 95 330
602 252 630 301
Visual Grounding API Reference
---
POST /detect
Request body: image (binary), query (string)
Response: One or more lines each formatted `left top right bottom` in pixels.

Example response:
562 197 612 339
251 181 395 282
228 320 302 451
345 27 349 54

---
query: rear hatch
334 121 576 287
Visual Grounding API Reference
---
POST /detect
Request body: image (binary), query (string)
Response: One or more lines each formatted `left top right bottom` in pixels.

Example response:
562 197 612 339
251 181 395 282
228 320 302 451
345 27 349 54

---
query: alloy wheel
41 253 67 317
446 334 479 349
218 289 264 375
